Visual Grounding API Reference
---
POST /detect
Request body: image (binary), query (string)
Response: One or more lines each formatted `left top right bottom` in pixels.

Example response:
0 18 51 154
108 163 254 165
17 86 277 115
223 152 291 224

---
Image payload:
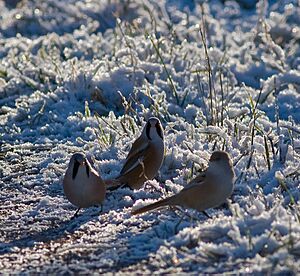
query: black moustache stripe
155 123 163 139
86 163 90 178
72 160 80 180
146 122 151 140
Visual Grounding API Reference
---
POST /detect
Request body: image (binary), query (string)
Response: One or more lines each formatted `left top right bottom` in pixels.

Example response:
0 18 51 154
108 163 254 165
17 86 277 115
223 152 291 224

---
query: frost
247 199 265 216
1 0 300 274
260 70 300 104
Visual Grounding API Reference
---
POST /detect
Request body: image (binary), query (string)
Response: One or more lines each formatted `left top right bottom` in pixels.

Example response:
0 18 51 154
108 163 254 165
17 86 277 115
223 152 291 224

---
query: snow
1 0 300 274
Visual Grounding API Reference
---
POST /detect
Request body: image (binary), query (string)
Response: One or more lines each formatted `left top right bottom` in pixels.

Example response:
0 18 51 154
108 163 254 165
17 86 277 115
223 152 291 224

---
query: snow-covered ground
1 0 300 273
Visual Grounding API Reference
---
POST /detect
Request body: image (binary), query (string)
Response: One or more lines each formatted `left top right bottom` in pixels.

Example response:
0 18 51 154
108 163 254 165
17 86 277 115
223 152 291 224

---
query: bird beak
81 158 88 166
77 158 86 166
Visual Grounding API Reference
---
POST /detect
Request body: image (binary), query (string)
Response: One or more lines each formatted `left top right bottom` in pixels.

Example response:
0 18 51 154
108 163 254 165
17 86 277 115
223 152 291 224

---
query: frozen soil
0 0 300 274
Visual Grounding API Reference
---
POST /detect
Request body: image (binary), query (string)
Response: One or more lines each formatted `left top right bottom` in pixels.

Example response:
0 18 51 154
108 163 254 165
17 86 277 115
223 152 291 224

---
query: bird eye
210 154 221 162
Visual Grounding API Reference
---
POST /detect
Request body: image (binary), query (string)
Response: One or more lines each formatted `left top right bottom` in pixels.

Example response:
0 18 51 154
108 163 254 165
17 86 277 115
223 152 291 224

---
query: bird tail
104 178 122 191
131 196 174 215
104 178 130 191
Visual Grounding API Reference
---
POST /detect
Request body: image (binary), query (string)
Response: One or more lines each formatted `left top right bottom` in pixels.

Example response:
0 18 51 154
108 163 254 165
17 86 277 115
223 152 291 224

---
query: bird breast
149 139 164 164
63 166 105 208
207 163 234 197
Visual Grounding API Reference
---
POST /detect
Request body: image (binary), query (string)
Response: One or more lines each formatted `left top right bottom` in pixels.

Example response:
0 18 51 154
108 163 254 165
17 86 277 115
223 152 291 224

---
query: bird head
209 151 233 168
144 117 164 141
69 152 90 180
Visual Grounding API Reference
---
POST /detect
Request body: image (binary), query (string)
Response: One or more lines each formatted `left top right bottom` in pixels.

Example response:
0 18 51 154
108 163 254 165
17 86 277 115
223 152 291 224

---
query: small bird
131 151 235 215
63 153 106 217
107 117 165 190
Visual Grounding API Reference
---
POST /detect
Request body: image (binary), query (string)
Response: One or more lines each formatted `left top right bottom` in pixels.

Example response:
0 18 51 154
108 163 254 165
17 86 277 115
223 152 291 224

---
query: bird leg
172 206 208 223
145 181 163 193
71 208 81 219
202 210 211 218
174 213 185 233
173 208 200 233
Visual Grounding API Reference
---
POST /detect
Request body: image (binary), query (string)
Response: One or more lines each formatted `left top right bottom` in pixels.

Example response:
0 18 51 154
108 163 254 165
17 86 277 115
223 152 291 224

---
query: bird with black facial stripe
63 152 106 217
106 117 165 190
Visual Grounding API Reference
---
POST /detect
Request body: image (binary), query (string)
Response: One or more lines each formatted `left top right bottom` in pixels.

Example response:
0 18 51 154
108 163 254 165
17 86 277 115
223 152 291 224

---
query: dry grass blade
146 31 180 105
199 20 215 125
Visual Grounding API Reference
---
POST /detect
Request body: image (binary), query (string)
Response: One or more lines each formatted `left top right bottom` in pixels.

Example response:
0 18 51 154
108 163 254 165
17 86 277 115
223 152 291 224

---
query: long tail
104 179 126 191
131 196 175 215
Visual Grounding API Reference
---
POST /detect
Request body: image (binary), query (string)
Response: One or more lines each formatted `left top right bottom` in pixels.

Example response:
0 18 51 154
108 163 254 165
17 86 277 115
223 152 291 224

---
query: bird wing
166 171 212 207
123 135 145 162
119 138 150 176
132 172 210 215
182 170 206 190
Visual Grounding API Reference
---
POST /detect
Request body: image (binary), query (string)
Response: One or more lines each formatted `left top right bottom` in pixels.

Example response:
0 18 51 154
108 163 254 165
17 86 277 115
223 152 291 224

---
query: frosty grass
0 0 300 274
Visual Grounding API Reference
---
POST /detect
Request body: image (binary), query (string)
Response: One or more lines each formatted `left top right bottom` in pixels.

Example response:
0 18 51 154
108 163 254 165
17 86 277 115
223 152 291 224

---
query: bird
63 152 106 217
131 151 235 215
107 117 165 190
